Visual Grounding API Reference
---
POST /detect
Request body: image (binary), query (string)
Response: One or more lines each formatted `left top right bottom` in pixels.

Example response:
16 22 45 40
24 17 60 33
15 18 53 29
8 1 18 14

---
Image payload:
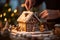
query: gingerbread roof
17 11 41 23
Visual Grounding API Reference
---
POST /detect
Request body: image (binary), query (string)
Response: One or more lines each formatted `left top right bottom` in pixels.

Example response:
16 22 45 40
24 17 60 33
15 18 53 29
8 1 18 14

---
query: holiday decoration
17 11 40 32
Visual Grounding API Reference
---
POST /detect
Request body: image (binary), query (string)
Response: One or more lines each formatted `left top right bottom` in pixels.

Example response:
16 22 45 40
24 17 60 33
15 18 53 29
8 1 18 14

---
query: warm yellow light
40 25 45 32
3 12 6 16
8 8 11 12
11 13 14 17
14 9 17 13
0 14 2 17
4 18 7 21
21 4 25 7
5 4 8 7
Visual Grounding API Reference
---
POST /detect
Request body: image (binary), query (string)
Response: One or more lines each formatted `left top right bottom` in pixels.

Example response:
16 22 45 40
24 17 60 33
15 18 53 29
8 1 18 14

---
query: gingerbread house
17 11 40 32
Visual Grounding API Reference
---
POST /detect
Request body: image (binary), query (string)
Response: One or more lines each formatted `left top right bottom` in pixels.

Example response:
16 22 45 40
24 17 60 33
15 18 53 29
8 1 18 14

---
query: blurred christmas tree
0 0 18 25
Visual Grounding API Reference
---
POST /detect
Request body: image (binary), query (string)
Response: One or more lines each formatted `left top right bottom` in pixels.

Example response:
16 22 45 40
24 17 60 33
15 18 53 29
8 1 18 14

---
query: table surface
10 31 53 38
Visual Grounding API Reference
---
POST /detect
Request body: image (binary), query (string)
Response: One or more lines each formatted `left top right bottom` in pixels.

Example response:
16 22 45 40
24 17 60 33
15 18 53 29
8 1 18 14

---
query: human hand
39 10 48 19
21 4 25 7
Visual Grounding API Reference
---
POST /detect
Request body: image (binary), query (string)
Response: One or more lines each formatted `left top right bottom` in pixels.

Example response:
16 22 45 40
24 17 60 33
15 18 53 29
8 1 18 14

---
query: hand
21 4 25 7
39 10 48 19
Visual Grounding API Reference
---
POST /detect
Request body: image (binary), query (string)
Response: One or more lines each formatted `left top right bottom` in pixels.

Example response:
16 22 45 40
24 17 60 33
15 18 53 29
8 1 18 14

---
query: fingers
39 10 48 19
21 4 25 7
39 10 47 16
41 12 48 19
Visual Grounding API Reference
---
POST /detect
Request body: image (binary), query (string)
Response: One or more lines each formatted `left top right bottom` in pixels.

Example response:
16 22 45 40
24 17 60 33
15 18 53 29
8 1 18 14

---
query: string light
5 4 8 7
4 18 7 21
0 14 2 17
14 9 17 13
11 13 14 17
8 8 11 12
21 4 25 7
3 12 6 16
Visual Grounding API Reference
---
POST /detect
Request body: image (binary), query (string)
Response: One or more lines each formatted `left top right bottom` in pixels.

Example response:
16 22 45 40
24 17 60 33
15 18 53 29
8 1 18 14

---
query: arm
25 0 30 10
29 0 32 10
25 0 44 10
